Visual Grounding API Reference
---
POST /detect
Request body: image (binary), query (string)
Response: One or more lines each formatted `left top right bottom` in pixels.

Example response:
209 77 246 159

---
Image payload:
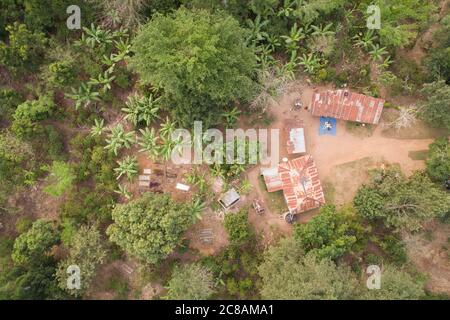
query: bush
224 209 252 245
426 138 450 183
43 161 76 197
380 235 408 266
0 88 23 122
0 23 47 74
11 95 55 138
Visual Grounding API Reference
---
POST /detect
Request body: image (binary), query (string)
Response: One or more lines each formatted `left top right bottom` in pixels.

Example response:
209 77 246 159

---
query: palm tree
66 83 101 110
114 156 138 180
90 118 105 137
299 53 321 75
159 117 177 139
105 124 135 156
281 23 306 52
114 184 132 199
352 30 377 51
138 128 159 159
311 23 335 37
188 197 207 222
122 94 161 126
221 107 241 128
369 44 388 62
88 71 116 94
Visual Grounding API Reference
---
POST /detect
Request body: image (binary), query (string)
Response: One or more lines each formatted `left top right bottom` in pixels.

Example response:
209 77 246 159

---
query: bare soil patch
404 221 450 294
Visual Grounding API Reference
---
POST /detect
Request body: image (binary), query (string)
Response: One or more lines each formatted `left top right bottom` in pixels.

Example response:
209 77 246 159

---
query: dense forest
0 0 449 300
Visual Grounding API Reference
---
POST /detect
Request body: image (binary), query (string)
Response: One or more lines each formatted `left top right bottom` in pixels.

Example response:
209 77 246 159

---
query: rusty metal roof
261 155 325 214
311 90 385 124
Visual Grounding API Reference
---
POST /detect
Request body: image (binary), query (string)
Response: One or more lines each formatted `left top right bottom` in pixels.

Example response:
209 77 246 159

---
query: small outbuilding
218 188 241 210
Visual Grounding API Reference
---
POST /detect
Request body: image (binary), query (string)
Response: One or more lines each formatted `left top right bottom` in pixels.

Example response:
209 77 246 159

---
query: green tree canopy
107 193 192 264
354 167 450 232
56 225 107 297
360 264 425 300
0 22 47 73
130 7 258 127
258 237 359 299
43 161 76 197
294 205 367 260
419 80 450 130
224 209 252 245
426 138 450 182
165 263 215 300
12 219 59 266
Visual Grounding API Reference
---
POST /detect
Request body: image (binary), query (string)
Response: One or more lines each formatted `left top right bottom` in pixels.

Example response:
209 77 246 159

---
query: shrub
224 209 252 245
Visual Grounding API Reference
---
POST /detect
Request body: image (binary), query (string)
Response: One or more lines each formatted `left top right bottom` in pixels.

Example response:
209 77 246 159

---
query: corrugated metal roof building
310 89 385 124
261 155 325 214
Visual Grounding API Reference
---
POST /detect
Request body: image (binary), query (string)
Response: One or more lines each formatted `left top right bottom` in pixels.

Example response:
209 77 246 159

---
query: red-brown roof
310 90 385 124
261 155 325 214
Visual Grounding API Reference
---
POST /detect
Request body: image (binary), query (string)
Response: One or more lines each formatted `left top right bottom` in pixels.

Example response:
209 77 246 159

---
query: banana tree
369 44 388 62
188 197 207 222
113 38 131 62
138 127 159 160
299 52 321 75
122 94 161 127
114 184 132 199
90 118 105 137
279 50 301 79
277 0 297 18
380 55 393 69
159 117 177 139
265 34 281 53
83 24 114 49
101 54 116 74
66 83 100 110
311 23 335 37
105 124 135 156
221 107 241 128
281 23 306 53
114 156 138 181
352 30 377 51
246 15 269 46
88 71 116 94
158 135 182 179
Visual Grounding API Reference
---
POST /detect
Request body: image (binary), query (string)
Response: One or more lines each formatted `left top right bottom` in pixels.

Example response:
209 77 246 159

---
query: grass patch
322 180 336 203
408 150 428 160
345 121 375 137
107 272 130 300
258 175 286 214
